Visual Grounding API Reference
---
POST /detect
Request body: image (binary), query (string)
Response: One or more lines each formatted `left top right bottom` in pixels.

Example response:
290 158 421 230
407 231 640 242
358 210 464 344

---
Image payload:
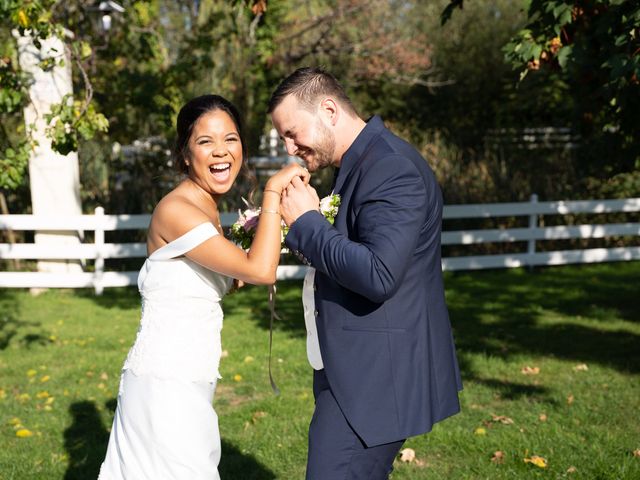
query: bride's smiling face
186 109 244 197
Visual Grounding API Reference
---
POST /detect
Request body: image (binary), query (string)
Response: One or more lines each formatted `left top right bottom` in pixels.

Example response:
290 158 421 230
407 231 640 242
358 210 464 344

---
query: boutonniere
319 192 341 224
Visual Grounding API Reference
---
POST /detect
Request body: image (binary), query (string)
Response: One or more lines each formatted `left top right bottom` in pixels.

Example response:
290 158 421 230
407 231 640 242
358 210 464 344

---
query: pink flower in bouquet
239 209 260 230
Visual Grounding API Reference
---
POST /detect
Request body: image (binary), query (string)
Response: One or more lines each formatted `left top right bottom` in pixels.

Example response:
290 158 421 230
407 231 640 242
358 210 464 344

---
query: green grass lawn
1 262 639 479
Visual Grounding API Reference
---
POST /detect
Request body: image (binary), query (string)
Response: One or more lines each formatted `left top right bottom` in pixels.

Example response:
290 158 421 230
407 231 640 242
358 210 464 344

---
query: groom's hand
281 176 320 226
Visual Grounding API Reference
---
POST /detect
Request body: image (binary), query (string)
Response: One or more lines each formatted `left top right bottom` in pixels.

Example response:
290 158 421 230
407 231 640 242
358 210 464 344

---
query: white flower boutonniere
319 193 341 224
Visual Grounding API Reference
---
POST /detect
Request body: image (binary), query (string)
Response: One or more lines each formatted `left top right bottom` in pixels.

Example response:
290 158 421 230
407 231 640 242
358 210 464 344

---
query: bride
98 94 308 479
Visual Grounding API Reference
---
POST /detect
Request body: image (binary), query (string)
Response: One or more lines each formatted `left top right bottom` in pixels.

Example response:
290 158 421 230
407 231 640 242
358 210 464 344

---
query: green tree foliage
4 1 638 210
508 0 640 185
0 0 109 190
443 0 640 192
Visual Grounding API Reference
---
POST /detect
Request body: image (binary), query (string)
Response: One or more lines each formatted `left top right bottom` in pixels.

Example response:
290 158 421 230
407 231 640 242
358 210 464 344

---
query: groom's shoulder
364 132 428 176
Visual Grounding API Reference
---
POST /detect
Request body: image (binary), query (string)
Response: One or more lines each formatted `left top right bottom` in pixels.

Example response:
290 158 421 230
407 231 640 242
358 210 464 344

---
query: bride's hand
265 163 310 194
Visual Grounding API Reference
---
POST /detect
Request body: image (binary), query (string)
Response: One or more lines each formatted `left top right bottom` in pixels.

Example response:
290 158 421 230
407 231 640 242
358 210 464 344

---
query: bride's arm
156 163 309 285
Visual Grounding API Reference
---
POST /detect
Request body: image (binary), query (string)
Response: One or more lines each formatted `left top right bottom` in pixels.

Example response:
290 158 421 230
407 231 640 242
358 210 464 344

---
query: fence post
94 206 105 295
269 128 279 157
527 194 538 268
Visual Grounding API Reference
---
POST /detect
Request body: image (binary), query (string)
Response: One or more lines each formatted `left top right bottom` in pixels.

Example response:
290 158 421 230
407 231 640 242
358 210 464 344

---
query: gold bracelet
261 208 280 215
263 189 281 196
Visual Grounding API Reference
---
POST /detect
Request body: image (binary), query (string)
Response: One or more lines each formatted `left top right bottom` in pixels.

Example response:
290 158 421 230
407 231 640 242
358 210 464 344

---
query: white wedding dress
99 222 232 480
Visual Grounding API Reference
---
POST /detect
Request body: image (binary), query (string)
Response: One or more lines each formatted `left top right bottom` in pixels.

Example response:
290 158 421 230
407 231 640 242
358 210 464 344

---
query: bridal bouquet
230 193 341 250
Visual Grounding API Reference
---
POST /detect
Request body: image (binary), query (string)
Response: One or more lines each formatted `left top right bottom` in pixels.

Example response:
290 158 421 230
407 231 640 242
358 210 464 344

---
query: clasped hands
266 163 320 227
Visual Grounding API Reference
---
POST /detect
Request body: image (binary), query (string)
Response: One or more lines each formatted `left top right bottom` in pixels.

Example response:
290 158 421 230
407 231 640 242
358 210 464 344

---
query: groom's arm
285 154 431 303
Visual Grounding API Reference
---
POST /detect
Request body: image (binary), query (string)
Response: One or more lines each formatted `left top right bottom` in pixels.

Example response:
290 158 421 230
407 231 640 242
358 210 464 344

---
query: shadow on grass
219 439 277 479
223 280 306 338
472 377 554 402
0 289 21 349
0 289 47 350
225 263 640 379
63 401 109 480
63 399 275 479
447 263 640 376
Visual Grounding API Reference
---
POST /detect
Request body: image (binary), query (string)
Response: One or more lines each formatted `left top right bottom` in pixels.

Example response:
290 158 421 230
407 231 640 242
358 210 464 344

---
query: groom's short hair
268 67 358 116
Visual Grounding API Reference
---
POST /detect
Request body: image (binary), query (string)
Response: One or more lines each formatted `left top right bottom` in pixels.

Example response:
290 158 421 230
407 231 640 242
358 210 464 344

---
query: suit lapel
333 116 385 194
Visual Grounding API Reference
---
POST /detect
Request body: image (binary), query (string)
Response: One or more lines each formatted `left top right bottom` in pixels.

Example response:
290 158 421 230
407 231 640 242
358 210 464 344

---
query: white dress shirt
302 267 324 370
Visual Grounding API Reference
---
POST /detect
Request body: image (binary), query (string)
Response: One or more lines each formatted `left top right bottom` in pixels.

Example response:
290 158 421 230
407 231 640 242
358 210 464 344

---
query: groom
269 67 462 479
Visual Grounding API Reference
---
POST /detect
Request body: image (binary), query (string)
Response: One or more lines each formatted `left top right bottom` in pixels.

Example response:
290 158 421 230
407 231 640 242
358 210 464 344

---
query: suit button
314 309 319 316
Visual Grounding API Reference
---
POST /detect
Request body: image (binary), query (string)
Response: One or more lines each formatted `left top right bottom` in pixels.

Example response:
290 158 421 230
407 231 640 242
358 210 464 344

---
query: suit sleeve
285 154 429 303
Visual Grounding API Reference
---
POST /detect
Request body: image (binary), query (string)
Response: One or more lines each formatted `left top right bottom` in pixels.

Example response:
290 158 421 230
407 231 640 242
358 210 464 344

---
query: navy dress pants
305 369 405 480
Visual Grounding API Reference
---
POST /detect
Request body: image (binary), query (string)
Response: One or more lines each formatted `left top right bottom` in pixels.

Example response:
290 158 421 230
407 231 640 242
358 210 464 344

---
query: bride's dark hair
174 94 256 202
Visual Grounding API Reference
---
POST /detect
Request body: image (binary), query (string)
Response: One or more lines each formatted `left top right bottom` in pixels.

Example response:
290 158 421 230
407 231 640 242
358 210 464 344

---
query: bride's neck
184 177 220 211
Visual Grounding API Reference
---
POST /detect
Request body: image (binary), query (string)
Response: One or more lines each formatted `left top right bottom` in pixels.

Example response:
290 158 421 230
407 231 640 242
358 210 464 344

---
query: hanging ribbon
268 283 281 395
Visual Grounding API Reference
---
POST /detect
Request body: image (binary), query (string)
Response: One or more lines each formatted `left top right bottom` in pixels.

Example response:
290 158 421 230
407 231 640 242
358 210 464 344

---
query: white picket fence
1 195 639 294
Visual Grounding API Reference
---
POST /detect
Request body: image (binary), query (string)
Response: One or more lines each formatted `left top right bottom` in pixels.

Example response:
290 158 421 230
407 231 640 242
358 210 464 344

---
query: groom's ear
319 98 339 126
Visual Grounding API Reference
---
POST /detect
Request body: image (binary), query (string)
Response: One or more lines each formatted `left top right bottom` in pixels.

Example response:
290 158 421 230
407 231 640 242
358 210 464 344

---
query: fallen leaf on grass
221 350 229 358
491 451 505 464
399 448 416 463
567 394 575 405
521 366 540 375
9 417 22 427
26 369 37 377
567 466 577 473
40 375 50 383
524 455 547 468
474 427 487 436
572 363 588 372
539 413 548 422
16 428 34 438
633 449 640 458
233 374 242 382
491 414 514 425
244 356 254 363
251 411 267 423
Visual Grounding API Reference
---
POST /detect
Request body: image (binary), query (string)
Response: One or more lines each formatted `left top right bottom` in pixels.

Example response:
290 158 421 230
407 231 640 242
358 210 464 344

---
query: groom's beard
303 118 336 172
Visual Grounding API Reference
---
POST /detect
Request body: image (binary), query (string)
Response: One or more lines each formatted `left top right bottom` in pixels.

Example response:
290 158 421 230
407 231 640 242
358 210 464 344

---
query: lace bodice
123 223 233 382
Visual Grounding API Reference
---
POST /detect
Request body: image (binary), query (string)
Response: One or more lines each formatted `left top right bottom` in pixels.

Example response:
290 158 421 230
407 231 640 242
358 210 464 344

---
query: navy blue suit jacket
286 116 462 447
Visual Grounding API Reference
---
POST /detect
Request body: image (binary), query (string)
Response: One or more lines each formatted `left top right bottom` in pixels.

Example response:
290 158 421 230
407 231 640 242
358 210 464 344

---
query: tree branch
66 44 93 122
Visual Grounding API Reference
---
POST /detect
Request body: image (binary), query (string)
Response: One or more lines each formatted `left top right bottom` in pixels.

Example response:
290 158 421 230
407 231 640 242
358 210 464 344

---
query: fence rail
1 196 639 293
